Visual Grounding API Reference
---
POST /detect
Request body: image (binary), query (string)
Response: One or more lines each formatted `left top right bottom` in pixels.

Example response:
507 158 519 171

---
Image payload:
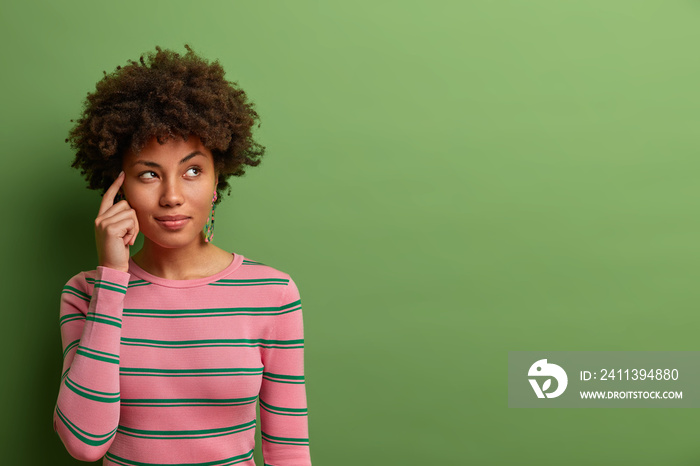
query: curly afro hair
66 44 265 204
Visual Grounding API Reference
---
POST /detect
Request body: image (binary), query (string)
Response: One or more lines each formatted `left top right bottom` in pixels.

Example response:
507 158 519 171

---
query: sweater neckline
127 253 243 288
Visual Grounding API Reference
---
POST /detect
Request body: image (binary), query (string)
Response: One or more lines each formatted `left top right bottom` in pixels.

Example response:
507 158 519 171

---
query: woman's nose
160 180 184 207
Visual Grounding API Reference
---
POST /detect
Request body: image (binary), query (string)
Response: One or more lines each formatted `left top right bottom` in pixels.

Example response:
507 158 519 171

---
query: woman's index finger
98 171 125 216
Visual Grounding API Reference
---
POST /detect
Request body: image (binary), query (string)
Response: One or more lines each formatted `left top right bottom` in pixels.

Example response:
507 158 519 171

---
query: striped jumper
54 253 312 466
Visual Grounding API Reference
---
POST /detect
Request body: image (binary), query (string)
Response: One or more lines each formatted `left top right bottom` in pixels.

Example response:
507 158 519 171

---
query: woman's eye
139 171 157 179
186 167 201 176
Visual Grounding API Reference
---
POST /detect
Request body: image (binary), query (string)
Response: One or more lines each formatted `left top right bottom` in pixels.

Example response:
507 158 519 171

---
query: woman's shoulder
60 269 99 313
62 266 131 294
63 269 97 290
234 255 293 280
232 255 301 303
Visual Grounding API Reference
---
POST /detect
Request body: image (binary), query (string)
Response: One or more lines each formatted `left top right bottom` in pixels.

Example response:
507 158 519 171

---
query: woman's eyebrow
131 151 205 168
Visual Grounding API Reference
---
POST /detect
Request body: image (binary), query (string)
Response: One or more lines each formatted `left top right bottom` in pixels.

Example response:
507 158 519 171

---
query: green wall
2 1 699 464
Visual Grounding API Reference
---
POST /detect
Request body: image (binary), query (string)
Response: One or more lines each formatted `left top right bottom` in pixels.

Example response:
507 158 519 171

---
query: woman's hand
95 171 139 273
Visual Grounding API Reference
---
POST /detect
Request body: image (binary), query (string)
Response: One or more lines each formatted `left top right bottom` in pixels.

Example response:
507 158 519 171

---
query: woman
54 45 312 466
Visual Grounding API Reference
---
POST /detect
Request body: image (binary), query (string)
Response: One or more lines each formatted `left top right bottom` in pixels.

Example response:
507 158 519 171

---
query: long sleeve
53 266 130 462
259 277 312 466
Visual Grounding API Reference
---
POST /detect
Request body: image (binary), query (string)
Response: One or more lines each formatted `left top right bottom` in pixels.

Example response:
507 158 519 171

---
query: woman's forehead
126 134 213 163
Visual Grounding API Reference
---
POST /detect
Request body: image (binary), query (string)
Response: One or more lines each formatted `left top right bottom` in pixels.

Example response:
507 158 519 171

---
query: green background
1 0 699 464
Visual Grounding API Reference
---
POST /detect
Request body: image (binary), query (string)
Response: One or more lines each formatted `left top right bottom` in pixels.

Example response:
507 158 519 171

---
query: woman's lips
155 216 190 230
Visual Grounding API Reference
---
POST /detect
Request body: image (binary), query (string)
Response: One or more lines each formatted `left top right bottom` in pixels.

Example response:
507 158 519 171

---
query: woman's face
121 134 218 250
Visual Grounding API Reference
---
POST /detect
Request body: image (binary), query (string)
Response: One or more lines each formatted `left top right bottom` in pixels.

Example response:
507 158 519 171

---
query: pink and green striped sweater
54 253 312 466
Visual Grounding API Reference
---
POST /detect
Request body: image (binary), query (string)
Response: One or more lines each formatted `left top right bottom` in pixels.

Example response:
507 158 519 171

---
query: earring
204 191 218 243
115 192 125 202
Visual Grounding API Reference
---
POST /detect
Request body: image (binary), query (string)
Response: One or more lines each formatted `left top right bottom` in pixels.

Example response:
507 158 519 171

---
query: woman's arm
259 277 312 466
53 267 129 462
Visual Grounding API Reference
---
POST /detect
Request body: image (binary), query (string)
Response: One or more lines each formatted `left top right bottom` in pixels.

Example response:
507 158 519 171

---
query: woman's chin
142 231 205 250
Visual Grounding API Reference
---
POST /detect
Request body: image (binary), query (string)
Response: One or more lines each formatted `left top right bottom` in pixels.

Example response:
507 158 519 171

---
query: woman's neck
130 235 232 280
